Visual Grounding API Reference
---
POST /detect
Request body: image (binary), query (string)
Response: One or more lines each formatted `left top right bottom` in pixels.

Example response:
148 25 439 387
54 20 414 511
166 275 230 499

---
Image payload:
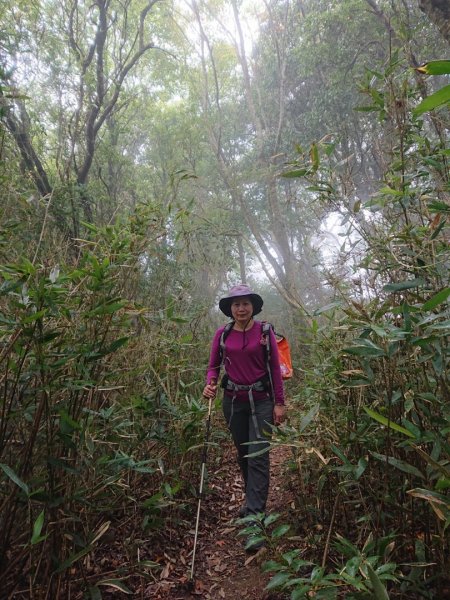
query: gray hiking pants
222 395 273 515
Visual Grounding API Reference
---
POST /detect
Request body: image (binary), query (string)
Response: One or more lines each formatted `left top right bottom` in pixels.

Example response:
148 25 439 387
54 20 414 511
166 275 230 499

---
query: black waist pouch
260 374 270 391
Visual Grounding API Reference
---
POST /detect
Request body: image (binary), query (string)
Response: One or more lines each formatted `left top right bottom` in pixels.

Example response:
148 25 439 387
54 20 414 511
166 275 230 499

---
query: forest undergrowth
1 1 449 598
0 192 448 599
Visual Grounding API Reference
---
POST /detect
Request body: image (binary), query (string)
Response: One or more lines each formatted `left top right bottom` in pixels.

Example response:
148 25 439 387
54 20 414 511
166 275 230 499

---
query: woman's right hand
203 382 217 399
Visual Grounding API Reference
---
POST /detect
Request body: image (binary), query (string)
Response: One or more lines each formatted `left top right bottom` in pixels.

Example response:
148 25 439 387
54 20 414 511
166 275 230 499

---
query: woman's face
230 296 254 323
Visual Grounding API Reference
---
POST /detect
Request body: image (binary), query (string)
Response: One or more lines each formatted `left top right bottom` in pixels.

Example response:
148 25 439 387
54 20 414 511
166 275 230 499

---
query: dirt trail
144 443 294 599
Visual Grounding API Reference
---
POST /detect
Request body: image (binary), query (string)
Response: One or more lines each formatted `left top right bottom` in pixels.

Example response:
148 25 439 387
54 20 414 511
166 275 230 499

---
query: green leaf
376 563 397 576
315 588 338 599
101 336 129 354
345 556 362 577
292 587 311 600
266 572 291 590
370 452 425 480
168 316 188 323
97 580 133 594
244 535 266 550
23 310 47 323
323 142 336 156
307 185 331 192
366 563 390 600
380 186 404 196
88 586 102 600
272 524 291 538
355 457 368 480
55 546 92 573
314 301 343 315
299 404 319 433
0 278 25 295
430 217 447 240
0 312 16 325
416 60 450 76
0 463 29 495
263 513 281 526
262 560 284 572
310 142 319 171
87 300 126 316
383 278 425 292
59 409 82 432
284 577 307 588
343 339 385 357
282 168 310 178
370 324 388 337
428 200 450 214
363 408 415 438
334 533 359 556
417 392 437 402
245 444 271 458
412 445 450 477
80 221 100 233
31 510 46 545
428 320 450 331
47 457 79 474
310 565 325 583
422 288 450 311
436 477 450 491
331 445 352 466
413 84 450 116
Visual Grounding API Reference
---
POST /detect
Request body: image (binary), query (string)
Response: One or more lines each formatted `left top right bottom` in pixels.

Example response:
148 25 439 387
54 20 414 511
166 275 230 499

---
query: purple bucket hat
218 284 264 317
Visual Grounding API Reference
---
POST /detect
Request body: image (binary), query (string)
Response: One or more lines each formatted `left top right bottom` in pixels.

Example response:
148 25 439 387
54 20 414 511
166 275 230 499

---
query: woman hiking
203 284 286 550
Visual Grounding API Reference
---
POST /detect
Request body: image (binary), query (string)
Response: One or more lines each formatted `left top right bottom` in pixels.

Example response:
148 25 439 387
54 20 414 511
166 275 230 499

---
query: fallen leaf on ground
160 562 171 579
244 546 267 566
219 527 236 535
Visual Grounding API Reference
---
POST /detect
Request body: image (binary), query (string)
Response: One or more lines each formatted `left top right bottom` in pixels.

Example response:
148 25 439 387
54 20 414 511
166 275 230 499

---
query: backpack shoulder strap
219 321 235 364
261 321 275 402
261 321 272 334
261 321 273 361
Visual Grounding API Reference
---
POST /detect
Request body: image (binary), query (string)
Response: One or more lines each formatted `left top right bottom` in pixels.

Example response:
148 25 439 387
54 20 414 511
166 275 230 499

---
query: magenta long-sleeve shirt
206 320 285 405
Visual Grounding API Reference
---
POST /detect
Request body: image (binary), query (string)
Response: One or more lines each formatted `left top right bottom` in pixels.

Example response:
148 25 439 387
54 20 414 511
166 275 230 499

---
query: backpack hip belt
224 378 266 393
224 377 267 439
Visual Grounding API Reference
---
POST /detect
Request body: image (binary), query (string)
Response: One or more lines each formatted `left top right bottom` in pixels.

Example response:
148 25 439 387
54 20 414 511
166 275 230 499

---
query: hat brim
219 294 263 317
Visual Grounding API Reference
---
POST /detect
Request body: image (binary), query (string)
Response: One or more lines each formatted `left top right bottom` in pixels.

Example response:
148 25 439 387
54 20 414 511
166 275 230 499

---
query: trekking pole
190 392 214 581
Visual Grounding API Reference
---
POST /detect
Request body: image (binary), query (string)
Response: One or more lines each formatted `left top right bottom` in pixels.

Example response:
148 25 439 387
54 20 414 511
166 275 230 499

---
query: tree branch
76 1 160 186
1 97 52 197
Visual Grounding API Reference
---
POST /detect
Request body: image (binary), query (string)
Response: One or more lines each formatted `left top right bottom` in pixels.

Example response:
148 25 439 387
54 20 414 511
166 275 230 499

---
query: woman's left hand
273 404 286 426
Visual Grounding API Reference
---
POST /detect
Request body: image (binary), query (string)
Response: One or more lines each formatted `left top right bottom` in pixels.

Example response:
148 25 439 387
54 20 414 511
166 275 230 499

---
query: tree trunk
1 99 52 198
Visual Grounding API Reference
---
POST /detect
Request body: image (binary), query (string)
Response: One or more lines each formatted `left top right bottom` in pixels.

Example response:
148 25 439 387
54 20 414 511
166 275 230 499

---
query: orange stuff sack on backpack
275 333 293 379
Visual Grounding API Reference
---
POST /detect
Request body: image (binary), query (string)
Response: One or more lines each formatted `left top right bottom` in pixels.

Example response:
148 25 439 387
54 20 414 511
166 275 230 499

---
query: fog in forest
0 0 449 598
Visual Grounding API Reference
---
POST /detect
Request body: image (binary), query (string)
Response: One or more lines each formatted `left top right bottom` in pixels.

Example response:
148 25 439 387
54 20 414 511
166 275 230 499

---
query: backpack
219 321 293 380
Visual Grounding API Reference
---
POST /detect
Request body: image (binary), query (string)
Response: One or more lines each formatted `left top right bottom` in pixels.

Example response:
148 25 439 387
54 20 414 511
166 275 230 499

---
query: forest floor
8 434 311 600
81 436 450 600
139 442 297 600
